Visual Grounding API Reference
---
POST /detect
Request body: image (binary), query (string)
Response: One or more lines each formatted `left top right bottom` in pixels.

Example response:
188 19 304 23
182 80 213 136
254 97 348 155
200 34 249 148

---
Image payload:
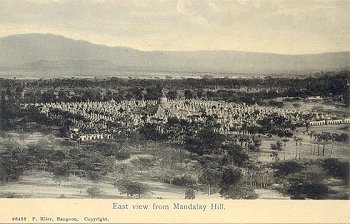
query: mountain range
0 33 349 74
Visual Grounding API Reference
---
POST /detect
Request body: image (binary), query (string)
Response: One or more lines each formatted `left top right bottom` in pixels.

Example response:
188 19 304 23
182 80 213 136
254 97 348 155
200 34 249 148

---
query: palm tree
293 136 303 159
320 132 331 156
314 134 321 156
282 137 289 160
329 134 335 157
309 130 316 140
298 137 303 159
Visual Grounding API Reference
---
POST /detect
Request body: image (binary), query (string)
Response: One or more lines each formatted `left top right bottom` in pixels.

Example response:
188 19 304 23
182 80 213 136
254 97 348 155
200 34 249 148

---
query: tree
59 124 69 137
257 113 295 137
287 182 328 199
131 87 144 100
220 185 258 199
281 138 289 160
50 150 67 162
273 161 304 178
270 151 280 162
293 137 303 159
322 158 349 183
222 143 249 167
130 157 155 173
41 90 56 103
251 137 262 152
271 140 283 151
86 186 103 198
116 179 149 198
185 128 225 155
199 167 222 195
0 148 28 182
51 161 75 186
167 90 177 100
292 103 301 108
0 156 26 182
220 166 242 196
314 134 322 156
184 90 193 99
318 132 331 156
196 89 204 99
185 189 196 199
144 85 162 100
139 123 165 141
113 164 134 180
172 175 197 187
286 165 329 199
75 151 114 182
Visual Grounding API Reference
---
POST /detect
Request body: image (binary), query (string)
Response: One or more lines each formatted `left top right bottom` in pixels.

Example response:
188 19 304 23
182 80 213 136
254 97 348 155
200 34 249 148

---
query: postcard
0 0 349 223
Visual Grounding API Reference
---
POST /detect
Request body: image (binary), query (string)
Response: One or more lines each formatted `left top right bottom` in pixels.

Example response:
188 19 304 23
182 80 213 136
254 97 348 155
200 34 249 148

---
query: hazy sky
0 0 349 54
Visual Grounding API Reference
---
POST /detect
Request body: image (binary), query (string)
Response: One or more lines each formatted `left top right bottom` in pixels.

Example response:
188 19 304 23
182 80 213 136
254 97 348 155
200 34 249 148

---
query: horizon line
1 32 349 56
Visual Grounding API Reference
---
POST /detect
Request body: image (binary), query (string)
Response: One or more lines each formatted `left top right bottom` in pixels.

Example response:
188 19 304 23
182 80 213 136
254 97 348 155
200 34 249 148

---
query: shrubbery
274 159 349 199
221 185 258 199
271 140 283 151
322 158 349 183
287 182 329 199
0 142 116 183
86 186 103 198
273 161 304 178
115 179 149 198
172 175 196 187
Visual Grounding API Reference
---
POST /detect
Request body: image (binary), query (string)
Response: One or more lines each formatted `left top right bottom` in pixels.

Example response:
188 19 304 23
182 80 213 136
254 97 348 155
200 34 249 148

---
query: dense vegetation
0 71 349 199
0 71 348 104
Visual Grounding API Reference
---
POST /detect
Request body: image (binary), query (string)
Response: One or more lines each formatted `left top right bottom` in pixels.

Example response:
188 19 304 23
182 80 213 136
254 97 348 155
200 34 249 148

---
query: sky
0 0 349 54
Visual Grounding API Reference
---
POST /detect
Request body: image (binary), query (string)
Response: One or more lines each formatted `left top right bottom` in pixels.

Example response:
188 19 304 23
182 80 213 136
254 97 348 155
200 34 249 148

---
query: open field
0 170 223 199
256 125 350 162
279 99 349 117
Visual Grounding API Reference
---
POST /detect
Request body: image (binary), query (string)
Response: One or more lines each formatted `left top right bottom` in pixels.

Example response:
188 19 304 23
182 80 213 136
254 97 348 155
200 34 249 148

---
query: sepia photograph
0 0 349 214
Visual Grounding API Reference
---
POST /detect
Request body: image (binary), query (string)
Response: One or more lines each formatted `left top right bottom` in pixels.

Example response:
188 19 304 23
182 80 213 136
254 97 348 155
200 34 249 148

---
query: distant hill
0 33 349 74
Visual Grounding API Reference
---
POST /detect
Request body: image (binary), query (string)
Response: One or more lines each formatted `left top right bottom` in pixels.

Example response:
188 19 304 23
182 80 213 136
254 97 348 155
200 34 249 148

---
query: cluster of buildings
22 94 348 142
309 118 350 126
